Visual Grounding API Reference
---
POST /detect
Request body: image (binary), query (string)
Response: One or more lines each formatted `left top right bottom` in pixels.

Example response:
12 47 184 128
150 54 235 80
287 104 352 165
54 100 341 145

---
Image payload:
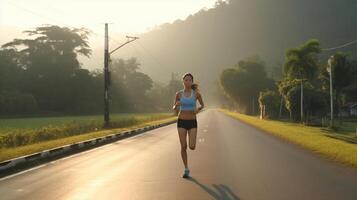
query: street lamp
327 55 334 127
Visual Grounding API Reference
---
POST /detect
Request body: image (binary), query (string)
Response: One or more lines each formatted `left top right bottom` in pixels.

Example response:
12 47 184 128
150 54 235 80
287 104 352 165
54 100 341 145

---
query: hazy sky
0 0 220 72
0 0 217 33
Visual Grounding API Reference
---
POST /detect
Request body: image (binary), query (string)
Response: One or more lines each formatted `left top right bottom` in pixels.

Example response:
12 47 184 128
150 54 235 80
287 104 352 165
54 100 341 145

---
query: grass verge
0 113 172 148
219 109 357 169
0 116 176 162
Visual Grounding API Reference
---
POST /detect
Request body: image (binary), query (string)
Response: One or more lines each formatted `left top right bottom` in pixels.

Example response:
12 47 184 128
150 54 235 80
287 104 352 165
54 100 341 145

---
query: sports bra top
179 89 196 111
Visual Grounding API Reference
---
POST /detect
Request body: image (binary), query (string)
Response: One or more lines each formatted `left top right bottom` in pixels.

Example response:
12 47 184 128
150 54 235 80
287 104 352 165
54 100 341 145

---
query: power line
129 42 160 68
322 39 357 51
129 43 144 59
3 0 68 27
135 40 165 68
3 0 124 47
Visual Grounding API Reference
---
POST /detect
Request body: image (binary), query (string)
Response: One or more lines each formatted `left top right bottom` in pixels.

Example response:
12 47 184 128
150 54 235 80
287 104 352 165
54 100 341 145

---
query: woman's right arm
172 92 181 115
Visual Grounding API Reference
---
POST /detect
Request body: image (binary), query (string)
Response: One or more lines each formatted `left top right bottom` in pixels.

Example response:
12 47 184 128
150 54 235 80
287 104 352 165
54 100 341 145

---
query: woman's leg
188 128 197 150
178 127 188 168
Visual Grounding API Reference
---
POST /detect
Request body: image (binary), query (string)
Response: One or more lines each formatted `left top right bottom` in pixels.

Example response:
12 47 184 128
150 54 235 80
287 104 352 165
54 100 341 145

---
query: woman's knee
189 145 196 150
181 144 187 151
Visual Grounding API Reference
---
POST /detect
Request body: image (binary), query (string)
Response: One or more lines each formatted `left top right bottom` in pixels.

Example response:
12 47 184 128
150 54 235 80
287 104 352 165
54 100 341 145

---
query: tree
320 52 357 115
1 25 92 113
110 58 153 112
259 90 280 119
283 39 321 82
280 39 321 122
278 77 328 122
220 56 275 114
0 48 24 92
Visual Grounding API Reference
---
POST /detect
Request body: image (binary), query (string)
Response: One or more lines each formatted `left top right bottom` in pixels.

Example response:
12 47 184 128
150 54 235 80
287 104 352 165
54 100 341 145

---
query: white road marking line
0 142 117 182
0 165 46 182
0 127 169 181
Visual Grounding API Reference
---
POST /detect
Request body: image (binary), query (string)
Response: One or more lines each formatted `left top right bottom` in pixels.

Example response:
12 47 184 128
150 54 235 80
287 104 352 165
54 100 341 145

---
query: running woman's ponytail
191 83 198 91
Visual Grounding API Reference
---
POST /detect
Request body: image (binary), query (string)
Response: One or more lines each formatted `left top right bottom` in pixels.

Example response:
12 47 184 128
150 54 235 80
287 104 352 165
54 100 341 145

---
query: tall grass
0 113 173 148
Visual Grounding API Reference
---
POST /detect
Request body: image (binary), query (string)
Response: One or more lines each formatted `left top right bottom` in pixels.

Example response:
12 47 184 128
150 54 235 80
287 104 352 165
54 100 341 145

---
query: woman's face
183 75 193 88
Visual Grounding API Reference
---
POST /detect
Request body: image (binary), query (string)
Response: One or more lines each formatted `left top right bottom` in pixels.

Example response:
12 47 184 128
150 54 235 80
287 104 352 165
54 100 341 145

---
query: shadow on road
188 177 240 200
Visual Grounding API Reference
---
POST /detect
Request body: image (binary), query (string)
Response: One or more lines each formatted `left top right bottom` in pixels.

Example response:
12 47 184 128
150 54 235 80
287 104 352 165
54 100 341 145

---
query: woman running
172 73 204 178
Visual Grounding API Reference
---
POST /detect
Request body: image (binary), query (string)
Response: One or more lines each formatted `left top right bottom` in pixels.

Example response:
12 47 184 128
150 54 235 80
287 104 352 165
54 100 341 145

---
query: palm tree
283 39 321 122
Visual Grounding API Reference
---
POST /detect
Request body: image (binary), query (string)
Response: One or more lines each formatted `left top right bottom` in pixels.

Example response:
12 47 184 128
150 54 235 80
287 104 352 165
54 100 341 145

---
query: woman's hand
175 101 181 106
173 101 181 110
194 106 203 114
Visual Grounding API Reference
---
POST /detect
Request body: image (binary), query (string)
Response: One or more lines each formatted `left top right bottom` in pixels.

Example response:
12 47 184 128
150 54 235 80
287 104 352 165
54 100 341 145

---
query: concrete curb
0 119 177 173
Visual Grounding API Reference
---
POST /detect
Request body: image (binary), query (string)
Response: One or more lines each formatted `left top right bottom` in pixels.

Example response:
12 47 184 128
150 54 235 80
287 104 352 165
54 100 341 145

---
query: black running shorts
177 118 197 130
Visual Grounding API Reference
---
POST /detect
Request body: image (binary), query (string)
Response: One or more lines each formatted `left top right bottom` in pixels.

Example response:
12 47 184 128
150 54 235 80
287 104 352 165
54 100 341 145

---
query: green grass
0 113 171 131
0 116 177 162
0 113 173 148
219 109 357 169
334 121 357 137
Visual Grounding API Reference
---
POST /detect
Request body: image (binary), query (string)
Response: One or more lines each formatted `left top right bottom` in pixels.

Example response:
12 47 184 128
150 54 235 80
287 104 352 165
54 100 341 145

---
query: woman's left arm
196 91 204 113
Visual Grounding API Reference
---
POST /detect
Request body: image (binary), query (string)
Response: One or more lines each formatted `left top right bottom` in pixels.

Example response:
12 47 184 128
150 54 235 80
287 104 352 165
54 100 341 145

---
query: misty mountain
119 0 357 104
2 0 356 105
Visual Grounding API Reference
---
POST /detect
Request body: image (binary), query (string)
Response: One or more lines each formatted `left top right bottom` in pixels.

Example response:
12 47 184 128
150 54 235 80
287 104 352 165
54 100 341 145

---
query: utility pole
279 96 283 119
104 23 110 128
301 79 304 123
327 56 334 127
103 23 139 128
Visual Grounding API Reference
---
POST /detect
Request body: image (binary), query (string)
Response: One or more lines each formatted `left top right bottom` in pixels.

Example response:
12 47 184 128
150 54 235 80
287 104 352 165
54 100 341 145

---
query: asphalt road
1 109 357 200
